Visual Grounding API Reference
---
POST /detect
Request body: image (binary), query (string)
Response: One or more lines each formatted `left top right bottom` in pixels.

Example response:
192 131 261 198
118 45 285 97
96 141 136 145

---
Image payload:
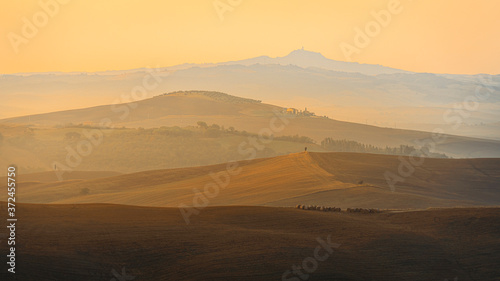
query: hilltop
160 90 262 104
1 91 500 159
2 152 499 210
1 50 499 139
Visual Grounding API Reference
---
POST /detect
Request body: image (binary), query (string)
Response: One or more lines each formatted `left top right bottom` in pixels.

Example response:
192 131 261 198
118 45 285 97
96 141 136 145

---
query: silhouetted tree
197 121 208 129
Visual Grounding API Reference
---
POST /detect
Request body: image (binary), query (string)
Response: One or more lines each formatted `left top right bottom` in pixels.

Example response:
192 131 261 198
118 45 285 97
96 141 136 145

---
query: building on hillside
284 107 316 116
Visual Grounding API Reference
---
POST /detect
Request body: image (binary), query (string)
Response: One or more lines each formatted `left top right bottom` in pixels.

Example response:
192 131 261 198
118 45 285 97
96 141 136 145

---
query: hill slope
2 91 500 158
2 50 498 139
3 152 499 209
1 203 498 281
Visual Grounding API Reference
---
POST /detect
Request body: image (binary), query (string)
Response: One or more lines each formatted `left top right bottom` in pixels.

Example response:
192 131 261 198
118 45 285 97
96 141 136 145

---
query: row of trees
60 122 317 145
196 121 315 142
275 135 315 144
321 138 448 158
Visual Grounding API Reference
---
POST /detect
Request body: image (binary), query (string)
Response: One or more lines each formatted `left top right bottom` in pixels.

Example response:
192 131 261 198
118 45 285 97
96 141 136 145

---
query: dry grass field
1 152 499 210
0 203 498 281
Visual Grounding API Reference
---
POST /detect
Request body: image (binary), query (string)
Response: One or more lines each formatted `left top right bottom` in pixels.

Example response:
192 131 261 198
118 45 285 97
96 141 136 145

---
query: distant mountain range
1 49 499 139
218 49 410 75
8 49 410 76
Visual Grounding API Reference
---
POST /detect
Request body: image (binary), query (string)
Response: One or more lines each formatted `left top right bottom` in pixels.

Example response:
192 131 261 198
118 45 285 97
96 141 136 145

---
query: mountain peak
284 49 327 60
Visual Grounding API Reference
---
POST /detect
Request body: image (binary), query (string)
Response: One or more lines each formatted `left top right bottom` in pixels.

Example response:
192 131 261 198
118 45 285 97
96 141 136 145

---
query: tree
197 121 208 129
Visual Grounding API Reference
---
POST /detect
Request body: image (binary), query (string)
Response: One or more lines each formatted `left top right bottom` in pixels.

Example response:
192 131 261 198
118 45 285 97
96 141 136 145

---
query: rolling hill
2 50 499 139
1 91 500 159
1 203 498 280
2 152 499 210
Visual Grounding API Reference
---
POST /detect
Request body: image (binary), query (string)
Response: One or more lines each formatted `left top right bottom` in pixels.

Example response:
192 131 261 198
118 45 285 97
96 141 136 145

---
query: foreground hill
3 152 499 209
2 91 500 158
0 203 498 280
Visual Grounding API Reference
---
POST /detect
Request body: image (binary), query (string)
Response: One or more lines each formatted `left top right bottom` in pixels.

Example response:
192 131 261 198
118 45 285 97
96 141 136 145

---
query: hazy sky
2 0 499 74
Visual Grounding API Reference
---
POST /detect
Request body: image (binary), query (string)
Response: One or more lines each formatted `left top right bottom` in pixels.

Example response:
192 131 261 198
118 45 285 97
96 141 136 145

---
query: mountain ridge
219 49 410 75
1 51 498 139
3 49 408 76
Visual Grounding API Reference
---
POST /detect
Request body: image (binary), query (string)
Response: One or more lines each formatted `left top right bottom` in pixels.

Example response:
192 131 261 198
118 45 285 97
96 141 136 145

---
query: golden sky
1 0 499 74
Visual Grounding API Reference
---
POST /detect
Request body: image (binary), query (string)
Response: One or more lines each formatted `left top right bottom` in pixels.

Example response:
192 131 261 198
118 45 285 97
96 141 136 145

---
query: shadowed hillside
0 203 498 281
0 123 323 175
